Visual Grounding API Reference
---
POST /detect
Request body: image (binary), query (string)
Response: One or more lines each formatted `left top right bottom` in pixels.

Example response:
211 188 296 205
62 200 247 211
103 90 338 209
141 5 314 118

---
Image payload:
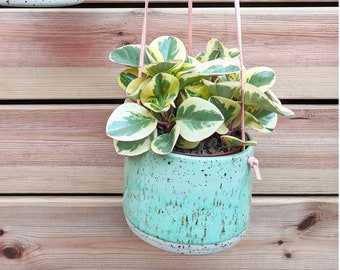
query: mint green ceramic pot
123 145 254 255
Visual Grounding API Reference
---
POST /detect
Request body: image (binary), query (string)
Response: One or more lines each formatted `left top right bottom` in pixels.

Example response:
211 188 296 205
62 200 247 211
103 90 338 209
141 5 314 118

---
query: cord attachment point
248 157 262 181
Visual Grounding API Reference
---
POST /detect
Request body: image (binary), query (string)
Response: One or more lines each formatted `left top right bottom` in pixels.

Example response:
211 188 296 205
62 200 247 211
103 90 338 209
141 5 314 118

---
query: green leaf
109 45 141 68
151 124 180 155
245 67 276 92
228 48 240 58
140 73 179 113
113 130 157 156
126 77 151 99
256 112 278 132
145 45 164 63
193 58 240 76
118 68 138 90
203 80 240 99
176 97 224 142
185 84 211 99
208 96 241 126
201 38 229 61
220 135 257 149
106 102 157 141
139 60 183 77
245 83 294 116
150 36 187 62
175 136 200 150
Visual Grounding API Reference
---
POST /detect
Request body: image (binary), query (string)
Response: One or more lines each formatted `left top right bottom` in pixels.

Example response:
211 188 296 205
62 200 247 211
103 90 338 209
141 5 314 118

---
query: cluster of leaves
106 36 293 156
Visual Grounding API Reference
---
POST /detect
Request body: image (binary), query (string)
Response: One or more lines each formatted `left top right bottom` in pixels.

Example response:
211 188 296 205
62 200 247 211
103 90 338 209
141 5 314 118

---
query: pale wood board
0 196 337 270
0 8 337 68
0 66 337 100
0 104 337 194
0 8 337 100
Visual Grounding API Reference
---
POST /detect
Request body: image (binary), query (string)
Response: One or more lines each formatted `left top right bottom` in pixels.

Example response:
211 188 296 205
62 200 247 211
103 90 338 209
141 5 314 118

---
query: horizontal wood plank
0 66 337 100
0 7 337 100
0 196 337 269
0 104 337 194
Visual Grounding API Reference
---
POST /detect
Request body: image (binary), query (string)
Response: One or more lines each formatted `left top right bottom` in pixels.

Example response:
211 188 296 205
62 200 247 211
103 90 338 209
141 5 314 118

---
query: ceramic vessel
123 145 254 255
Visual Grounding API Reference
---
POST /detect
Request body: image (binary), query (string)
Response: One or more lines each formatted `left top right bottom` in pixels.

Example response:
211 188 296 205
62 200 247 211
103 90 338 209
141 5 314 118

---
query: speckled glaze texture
0 0 83 7
123 146 254 255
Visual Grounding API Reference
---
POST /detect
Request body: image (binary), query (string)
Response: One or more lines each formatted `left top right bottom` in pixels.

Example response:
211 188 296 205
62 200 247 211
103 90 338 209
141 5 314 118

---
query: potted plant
106 36 293 254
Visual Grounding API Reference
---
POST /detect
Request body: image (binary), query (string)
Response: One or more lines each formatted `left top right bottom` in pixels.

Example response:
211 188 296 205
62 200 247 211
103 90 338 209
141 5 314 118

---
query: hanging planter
106 0 294 254
124 145 254 255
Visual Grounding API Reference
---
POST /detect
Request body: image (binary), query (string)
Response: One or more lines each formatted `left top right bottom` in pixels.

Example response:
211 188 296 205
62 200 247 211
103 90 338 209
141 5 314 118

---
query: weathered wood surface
0 196 337 270
0 104 337 194
0 7 338 100
0 2 337 269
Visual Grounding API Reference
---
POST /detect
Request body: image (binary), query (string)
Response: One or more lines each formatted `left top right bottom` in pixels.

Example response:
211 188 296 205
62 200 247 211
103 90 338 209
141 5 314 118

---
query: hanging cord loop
234 0 245 144
187 0 193 55
138 0 149 78
234 0 261 180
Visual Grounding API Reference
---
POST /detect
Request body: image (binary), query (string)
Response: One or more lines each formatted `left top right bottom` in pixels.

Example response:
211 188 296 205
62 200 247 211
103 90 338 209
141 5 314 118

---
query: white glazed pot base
126 217 246 255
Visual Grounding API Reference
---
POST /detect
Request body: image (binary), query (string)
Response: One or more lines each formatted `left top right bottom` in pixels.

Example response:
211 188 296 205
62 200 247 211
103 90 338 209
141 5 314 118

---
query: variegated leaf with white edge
140 73 179 113
208 96 241 126
176 97 224 142
245 67 276 92
245 83 294 116
228 48 240 58
113 130 157 156
185 84 211 100
201 38 229 62
150 36 187 62
220 135 257 149
109 44 141 68
145 45 164 63
106 102 157 141
151 124 180 155
139 60 183 77
118 68 138 90
203 79 240 99
126 77 151 99
193 58 241 76
175 135 200 150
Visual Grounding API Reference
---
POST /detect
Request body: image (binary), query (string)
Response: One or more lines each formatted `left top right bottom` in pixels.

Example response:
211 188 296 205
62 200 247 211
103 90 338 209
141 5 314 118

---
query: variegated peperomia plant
106 36 293 156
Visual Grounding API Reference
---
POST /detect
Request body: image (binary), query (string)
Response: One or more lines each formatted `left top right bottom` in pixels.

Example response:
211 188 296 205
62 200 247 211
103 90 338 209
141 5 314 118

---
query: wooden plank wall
0 1 338 269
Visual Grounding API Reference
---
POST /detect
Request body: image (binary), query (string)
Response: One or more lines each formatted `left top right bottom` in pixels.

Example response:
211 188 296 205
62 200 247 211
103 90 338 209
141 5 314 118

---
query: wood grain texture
0 7 338 100
0 104 337 194
0 196 337 270
0 66 337 100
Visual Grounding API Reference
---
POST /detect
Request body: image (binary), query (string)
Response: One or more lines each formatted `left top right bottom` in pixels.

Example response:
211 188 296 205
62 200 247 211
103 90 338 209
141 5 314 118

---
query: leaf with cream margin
245 83 294 116
106 102 157 141
109 44 141 68
151 125 180 155
220 135 257 149
176 97 224 142
208 96 241 126
150 36 187 62
113 130 157 156
245 67 276 92
118 68 138 90
140 73 180 113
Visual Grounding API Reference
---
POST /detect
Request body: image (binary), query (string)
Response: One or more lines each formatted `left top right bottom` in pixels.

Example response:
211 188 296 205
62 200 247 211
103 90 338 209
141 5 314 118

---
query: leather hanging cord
187 0 193 55
234 0 246 145
138 0 149 78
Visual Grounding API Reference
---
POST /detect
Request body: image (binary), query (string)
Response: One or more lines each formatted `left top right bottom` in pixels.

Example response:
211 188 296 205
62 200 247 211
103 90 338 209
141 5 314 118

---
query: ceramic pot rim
166 133 254 161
